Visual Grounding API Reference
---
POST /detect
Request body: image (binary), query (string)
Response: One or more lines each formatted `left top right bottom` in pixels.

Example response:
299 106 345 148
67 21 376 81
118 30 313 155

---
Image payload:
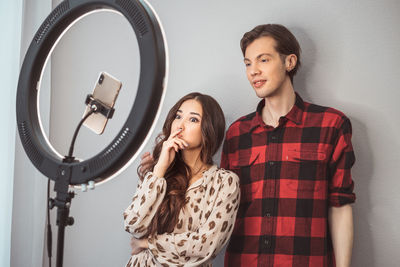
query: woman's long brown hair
138 92 225 236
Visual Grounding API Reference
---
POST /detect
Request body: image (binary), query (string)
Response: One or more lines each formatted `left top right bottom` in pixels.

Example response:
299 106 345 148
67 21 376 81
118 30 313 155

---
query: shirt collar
188 164 218 191
250 92 305 131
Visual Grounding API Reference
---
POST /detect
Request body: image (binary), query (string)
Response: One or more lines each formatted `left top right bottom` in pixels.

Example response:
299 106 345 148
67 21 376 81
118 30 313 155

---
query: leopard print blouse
123 165 240 267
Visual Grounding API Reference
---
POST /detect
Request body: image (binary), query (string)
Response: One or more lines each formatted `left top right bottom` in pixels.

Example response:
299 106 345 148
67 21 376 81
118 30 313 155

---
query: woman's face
171 99 203 150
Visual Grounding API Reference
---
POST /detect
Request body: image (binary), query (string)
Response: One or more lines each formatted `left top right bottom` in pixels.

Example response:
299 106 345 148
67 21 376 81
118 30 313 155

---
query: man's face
244 36 288 98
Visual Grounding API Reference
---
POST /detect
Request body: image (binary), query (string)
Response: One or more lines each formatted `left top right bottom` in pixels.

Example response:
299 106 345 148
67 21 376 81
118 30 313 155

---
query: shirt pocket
231 152 262 202
286 149 327 162
284 149 328 192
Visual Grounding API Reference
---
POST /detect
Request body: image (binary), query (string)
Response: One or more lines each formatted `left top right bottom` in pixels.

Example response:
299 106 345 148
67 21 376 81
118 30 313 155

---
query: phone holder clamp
85 94 115 119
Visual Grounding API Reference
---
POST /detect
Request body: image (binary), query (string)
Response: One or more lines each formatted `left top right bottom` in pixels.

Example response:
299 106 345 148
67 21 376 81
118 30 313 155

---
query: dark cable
47 179 52 267
68 106 96 157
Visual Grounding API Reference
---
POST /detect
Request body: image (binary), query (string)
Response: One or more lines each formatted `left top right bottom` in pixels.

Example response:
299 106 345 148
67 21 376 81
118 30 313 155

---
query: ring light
16 0 168 186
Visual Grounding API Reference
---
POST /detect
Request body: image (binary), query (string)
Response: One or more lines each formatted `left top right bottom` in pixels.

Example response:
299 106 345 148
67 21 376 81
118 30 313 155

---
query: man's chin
253 87 281 99
254 89 273 99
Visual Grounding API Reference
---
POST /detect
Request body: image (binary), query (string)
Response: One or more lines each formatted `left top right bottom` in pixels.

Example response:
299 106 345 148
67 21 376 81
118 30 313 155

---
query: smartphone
82 72 122 134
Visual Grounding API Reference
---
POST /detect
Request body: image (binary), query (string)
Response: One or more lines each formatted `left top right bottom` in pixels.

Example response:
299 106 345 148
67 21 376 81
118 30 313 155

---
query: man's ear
285 54 297 72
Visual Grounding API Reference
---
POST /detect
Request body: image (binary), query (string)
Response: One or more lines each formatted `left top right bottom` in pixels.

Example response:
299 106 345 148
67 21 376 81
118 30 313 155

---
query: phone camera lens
99 74 104 84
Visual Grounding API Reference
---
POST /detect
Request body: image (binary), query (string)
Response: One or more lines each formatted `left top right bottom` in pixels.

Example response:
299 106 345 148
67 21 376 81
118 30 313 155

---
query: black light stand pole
51 158 75 267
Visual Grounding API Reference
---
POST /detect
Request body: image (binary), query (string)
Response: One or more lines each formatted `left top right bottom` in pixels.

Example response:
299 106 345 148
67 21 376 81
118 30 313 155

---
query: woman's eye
189 117 199 123
175 114 181 119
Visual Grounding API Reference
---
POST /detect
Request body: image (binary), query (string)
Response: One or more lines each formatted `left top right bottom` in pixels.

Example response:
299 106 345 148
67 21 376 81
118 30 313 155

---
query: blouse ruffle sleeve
123 172 166 238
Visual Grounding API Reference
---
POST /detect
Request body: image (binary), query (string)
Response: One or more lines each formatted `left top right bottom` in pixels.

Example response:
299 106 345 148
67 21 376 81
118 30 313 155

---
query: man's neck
262 79 296 128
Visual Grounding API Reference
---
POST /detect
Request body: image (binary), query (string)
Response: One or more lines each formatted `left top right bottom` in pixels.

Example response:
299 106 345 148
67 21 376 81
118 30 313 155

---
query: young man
221 24 355 267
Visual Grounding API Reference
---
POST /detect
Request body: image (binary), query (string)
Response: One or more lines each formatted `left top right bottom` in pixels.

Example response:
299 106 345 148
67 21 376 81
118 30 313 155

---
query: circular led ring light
16 0 168 185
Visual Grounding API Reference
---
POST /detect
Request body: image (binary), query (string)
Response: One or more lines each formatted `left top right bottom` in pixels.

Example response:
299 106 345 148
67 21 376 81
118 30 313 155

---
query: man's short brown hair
241 24 301 82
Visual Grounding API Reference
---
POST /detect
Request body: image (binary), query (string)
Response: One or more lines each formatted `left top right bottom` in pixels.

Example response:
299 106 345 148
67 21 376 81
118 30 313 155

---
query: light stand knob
66 217 74 226
81 183 87 192
87 181 95 190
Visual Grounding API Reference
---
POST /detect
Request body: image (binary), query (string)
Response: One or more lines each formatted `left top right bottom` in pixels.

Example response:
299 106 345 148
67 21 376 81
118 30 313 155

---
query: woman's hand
139 152 154 175
153 128 188 178
130 236 148 255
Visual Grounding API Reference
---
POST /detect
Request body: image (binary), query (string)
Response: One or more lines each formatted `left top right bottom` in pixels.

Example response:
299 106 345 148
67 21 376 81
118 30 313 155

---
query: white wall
11 0 400 266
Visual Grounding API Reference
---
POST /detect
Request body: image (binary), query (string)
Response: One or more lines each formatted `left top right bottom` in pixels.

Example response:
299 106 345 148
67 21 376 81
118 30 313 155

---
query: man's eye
261 58 269 62
245 63 251 67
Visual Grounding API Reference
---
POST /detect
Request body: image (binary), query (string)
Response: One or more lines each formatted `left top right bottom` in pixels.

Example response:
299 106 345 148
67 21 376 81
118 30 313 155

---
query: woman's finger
168 128 183 140
174 137 189 148
163 139 175 149
172 138 187 149
140 153 153 165
173 143 179 152
165 138 185 151
140 151 150 160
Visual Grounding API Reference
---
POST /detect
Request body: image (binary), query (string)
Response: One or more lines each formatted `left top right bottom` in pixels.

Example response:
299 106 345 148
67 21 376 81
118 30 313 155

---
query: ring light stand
16 1 168 266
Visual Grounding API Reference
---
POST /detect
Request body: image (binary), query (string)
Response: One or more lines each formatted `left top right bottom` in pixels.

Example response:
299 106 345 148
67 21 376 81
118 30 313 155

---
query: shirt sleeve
147 172 240 266
123 172 166 238
328 117 356 207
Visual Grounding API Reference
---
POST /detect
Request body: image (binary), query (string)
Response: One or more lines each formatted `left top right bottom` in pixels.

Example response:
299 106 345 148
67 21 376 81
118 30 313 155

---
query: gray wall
11 0 52 266
12 0 400 266
0 0 23 265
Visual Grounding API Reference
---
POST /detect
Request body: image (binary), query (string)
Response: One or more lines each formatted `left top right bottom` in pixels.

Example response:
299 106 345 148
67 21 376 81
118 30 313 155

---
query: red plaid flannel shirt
222 92 355 267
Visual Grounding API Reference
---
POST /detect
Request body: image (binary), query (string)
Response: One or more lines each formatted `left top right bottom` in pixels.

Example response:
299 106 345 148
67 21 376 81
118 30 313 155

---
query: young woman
123 92 240 266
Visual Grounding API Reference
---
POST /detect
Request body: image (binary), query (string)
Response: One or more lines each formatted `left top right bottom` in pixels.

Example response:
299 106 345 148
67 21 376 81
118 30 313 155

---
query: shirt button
269 161 275 166
266 213 271 217
271 135 277 140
